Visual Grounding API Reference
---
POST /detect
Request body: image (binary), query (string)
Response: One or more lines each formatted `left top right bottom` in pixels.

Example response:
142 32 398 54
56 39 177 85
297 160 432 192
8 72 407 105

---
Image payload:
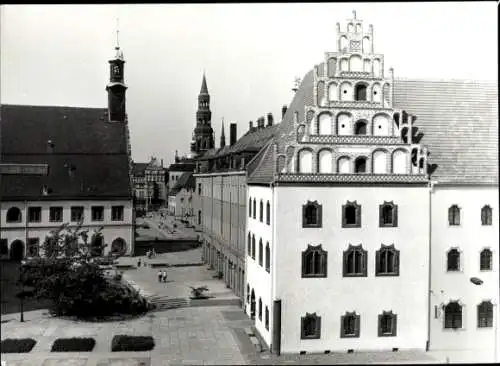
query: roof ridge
394 77 497 84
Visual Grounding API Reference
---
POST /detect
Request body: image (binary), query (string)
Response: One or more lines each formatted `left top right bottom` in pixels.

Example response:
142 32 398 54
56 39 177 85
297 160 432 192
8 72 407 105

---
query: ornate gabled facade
274 10 428 185
244 12 498 360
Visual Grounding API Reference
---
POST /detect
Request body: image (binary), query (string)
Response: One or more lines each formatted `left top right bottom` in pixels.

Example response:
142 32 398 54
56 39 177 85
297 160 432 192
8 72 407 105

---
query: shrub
51 337 96 352
0 338 37 353
111 335 155 352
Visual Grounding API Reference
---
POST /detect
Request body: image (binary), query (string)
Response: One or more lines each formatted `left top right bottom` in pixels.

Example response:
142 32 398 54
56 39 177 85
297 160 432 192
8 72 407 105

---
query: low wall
134 238 200 256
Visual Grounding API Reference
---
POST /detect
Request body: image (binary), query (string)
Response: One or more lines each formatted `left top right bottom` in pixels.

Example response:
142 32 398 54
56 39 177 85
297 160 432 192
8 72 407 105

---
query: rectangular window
71 206 84 222
302 201 323 228
28 207 42 223
340 313 360 338
111 206 124 221
301 313 321 339
478 302 493 328
342 201 361 228
378 312 397 337
91 206 104 221
27 238 40 257
198 183 202 195
379 202 398 227
49 207 63 222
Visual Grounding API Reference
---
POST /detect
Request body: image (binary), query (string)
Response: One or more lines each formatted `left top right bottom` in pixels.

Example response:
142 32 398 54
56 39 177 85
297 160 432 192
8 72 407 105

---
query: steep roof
169 172 195 196
248 70 498 185
1 104 132 200
223 123 280 156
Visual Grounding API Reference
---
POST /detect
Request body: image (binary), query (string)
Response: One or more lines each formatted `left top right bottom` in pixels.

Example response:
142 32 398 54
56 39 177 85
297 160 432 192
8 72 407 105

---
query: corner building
246 12 498 359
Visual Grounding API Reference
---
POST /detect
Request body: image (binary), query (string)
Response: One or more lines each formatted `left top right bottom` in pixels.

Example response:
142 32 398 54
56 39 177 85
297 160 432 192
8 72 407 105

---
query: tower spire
116 18 120 49
220 118 226 148
200 72 208 95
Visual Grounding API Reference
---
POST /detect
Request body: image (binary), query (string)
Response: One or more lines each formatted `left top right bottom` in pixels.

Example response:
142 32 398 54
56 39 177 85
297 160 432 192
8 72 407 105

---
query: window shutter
355 315 361 337
456 208 460 225
394 250 400 275
301 252 306 277
318 204 323 227
448 207 453 225
340 315 346 337
363 249 368 276
342 204 347 227
300 317 305 339
377 314 382 337
393 314 397 336
342 251 347 277
379 204 384 227
322 251 328 277
302 205 306 227
356 205 362 227
375 249 381 275
316 316 322 338
393 205 398 227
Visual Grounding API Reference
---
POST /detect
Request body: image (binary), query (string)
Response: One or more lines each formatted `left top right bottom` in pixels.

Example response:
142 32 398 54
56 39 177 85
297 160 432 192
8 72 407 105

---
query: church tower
191 73 214 156
106 40 127 122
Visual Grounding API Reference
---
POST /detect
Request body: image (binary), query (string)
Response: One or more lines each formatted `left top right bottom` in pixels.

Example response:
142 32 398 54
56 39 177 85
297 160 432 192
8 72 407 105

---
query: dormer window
302 201 322 228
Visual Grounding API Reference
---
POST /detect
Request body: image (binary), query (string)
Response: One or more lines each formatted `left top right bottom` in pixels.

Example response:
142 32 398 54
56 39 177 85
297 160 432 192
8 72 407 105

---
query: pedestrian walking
137 258 142 267
157 270 162 283
162 270 167 283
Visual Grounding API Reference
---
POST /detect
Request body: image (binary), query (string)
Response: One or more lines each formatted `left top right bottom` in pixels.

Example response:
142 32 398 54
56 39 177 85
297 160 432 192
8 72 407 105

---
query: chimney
249 121 253 131
230 123 237 146
161 159 164 167
282 105 288 118
260 117 266 129
267 113 274 127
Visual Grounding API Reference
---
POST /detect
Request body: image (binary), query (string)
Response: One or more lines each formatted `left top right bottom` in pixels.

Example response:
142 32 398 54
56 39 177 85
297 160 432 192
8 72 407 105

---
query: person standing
157 270 162 283
162 270 167 283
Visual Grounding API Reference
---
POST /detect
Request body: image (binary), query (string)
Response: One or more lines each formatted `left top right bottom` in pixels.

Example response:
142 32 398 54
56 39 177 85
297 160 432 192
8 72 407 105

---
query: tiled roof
169 172 195 195
222 124 280 156
133 163 149 176
392 78 498 185
248 70 498 185
1 104 132 200
167 162 196 172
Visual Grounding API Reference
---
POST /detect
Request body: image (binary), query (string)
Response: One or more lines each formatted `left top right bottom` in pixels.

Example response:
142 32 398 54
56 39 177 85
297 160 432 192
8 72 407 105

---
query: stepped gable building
245 12 498 358
194 112 280 303
132 157 168 214
1 44 135 260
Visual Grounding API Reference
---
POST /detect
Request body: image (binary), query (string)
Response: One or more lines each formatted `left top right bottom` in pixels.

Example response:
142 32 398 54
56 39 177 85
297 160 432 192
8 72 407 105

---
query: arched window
259 200 263 222
478 301 493 328
301 312 321 339
251 235 256 259
265 242 270 272
247 232 251 256
372 150 388 174
328 83 338 101
258 239 263 266
378 311 397 337
111 238 127 255
266 201 270 225
338 156 351 173
392 150 408 174
480 249 492 271
481 205 492 225
354 120 367 135
6 207 22 223
258 298 263 321
340 312 360 338
318 149 333 173
327 58 337 77
354 157 367 173
302 200 322 228
252 198 256 219
298 149 313 173
447 248 461 271
318 113 332 135
448 205 461 226
317 81 325 106
376 244 400 276
379 201 398 227
444 301 462 329
343 244 367 276
355 84 367 101
248 198 252 217
301 244 328 277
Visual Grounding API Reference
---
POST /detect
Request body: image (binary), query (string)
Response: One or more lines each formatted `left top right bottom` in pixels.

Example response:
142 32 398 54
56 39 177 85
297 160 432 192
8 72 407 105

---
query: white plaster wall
1 199 133 256
246 185 274 347
429 185 499 357
274 186 430 353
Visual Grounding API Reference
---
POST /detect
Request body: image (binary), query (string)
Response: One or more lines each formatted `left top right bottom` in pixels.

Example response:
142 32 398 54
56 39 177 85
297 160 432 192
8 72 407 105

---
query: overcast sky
1 3 497 165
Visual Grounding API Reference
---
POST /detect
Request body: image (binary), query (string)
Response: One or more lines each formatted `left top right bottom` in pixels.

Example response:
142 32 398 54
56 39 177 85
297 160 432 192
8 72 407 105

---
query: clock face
113 65 120 76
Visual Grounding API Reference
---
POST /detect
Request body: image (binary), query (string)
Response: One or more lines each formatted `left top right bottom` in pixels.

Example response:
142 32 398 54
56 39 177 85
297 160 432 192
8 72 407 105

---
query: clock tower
106 44 127 122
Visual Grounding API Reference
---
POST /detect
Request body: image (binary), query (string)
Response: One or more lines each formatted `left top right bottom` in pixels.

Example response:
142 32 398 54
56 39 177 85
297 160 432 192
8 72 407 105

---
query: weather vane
116 17 120 49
